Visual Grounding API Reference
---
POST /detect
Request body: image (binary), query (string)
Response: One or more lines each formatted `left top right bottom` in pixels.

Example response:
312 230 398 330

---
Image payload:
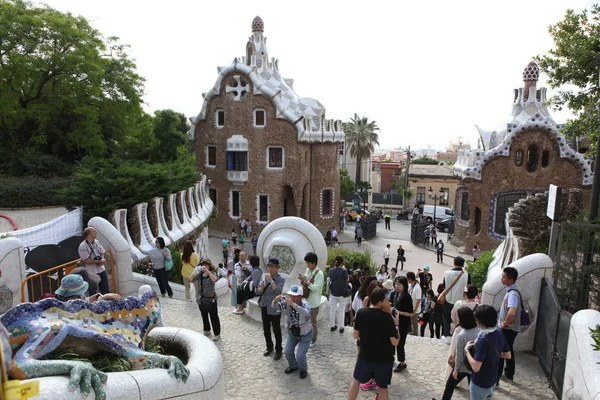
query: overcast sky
39 0 595 151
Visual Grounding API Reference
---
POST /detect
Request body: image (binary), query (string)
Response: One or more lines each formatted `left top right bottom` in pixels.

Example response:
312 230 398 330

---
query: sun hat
382 279 394 290
267 258 280 267
200 258 213 268
286 285 303 297
424 265 430 270
55 274 89 297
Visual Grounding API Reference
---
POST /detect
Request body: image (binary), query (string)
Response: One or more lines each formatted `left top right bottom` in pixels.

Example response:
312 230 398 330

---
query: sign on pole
547 184 562 221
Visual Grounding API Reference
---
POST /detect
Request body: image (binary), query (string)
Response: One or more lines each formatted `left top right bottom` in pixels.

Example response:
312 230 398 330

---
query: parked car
436 218 454 233
347 208 370 221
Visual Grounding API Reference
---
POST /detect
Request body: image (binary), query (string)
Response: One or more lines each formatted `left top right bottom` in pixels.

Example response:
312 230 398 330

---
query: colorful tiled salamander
0 286 189 400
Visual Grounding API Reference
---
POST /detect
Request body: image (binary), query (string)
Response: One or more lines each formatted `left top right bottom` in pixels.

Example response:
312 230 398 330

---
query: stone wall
194 72 340 235
507 188 583 257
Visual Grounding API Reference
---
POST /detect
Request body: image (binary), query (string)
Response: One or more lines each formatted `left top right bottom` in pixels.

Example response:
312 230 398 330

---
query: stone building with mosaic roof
189 17 344 233
452 61 593 251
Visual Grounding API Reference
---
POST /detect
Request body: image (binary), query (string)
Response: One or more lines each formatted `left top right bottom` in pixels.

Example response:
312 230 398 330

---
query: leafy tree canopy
535 5 600 153
0 0 145 172
411 157 439 165
339 168 355 198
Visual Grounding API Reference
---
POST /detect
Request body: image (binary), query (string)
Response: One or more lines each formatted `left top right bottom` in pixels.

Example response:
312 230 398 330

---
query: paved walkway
175 229 556 399
161 297 555 400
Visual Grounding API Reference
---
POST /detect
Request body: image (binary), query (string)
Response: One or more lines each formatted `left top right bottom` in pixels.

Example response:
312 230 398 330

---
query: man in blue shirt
465 305 511 399
496 266 521 385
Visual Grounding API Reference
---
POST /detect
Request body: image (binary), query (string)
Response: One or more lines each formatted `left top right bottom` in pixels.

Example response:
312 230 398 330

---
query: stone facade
190 17 343 234
453 62 593 252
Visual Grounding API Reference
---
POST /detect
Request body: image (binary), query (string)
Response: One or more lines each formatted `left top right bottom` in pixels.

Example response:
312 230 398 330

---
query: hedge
0 175 72 208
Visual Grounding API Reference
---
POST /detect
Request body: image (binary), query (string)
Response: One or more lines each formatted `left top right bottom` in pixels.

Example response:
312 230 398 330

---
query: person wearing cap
418 265 433 293
328 255 350 334
382 279 394 300
234 254 262 315
258 258 285 360
272 285 312 379
191 258 221 341
55 274 121 303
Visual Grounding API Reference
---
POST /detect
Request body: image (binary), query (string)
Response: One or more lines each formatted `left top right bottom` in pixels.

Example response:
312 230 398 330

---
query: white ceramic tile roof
190 17 344 144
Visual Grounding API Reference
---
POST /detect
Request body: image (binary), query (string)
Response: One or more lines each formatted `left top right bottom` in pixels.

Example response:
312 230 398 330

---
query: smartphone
391 308 397 317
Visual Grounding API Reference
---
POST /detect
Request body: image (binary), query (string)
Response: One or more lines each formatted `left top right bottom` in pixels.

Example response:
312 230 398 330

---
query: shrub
465 250 495 291
322 247 376 295
166 245 183 285
0 175 72 208
59 157 199 221
591 324 600 352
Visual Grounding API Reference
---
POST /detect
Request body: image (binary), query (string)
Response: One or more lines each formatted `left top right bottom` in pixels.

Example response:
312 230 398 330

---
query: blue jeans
470 381 495 400
284 329 313 371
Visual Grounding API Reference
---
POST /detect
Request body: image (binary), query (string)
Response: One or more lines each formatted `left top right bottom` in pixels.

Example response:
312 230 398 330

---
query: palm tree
343 114 380 190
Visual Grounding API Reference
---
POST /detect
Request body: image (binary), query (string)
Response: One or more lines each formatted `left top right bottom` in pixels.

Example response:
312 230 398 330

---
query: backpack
507 289 533 332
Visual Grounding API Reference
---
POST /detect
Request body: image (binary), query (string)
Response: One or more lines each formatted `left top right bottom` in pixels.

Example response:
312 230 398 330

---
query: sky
38 0 596 151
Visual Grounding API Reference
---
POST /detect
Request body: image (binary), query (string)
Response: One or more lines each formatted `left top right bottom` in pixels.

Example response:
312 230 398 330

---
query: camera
93 256 102 260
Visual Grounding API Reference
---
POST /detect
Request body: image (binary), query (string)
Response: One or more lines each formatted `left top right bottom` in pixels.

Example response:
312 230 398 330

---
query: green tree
0 0 145 172
411 157 439 165
151 110 190 162
535 5 600 153
343 114 380 189
339 168 354 198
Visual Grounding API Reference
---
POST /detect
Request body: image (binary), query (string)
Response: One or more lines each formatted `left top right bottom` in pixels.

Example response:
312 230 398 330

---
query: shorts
353 358 394 389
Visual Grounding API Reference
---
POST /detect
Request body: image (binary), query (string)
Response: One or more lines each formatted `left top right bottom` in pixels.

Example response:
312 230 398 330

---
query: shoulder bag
437 270 464 305
301 268 320 299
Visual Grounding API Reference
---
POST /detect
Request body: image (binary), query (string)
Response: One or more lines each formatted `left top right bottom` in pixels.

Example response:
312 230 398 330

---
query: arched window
515 150 523 167
526 145 538 172
542 150 549 168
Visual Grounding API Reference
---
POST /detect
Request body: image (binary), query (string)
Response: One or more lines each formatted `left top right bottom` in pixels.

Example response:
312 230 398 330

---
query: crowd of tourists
64 225 523 400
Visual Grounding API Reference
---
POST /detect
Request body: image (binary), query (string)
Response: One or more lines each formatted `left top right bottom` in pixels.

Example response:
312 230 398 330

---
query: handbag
301 268 319 299
507 289 533 331
447 351 456 369
164 251 173 271
437 270 464 305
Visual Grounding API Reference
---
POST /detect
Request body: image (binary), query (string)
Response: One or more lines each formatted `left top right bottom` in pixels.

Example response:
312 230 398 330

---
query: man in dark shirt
418 266 433 292
395 245 405 270
348 288 400 400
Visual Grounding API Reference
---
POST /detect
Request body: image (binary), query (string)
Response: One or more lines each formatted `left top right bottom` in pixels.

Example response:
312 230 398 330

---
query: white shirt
331 229 337 238
409 282 422 313
383 248 390 259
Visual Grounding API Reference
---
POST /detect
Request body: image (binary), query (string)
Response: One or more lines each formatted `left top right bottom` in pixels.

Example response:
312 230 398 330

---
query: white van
422 205 454 222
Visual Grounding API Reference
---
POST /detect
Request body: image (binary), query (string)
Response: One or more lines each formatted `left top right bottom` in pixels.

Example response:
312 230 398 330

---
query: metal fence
553 222 600 313
342 192 404 207
535 278 571 398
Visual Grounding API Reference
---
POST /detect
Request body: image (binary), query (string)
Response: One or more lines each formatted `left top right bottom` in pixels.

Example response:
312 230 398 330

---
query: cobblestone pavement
161 297 556 400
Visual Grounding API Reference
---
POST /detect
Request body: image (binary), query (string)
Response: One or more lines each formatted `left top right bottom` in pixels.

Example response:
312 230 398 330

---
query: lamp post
428 186 447 224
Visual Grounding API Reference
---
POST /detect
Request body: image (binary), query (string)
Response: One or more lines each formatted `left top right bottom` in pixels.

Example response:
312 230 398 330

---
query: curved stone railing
562 309 600 399
21 327 224 399
481 253 553 352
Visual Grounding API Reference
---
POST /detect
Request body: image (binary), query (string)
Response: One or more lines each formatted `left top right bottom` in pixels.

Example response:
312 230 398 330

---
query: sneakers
441 336 452 345
309 341 316 348
274 352 282 360
284 367 299 374
299 370 307 379
360 382 379 391
263 348 274 357
232 309 244 315
394 362 407 372
330 326 338 332
212 335 220 341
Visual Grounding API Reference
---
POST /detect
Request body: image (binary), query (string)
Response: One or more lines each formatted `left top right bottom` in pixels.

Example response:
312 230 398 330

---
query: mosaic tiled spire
522 61 539 100
246 16 269 68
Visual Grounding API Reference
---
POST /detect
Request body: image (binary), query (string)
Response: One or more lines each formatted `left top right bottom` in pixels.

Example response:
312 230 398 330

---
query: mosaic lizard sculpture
0 286 189 400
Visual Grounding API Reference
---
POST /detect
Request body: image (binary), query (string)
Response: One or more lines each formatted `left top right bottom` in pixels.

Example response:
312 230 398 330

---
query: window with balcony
216 110 225 128
227 151 248 171
259 195 269 222
417 187 426 203
267 147 284 169
322 189 332 215
254 109 266 127
206 146 216 167
230 190 240 218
